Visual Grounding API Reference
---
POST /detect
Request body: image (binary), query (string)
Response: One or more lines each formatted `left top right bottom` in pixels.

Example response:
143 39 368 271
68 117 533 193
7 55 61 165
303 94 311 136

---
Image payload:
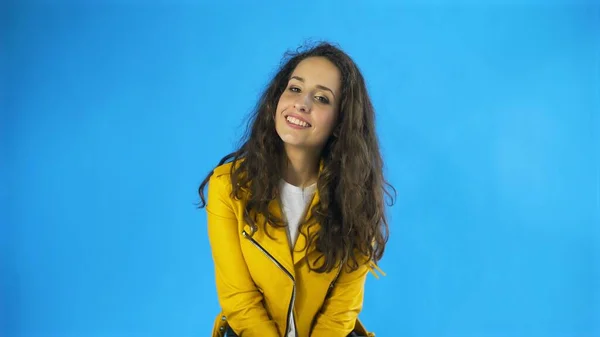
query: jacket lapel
243 197 295 275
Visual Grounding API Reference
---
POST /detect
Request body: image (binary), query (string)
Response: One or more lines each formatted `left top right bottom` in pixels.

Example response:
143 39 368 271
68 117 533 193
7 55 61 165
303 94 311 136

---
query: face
274 56 341 152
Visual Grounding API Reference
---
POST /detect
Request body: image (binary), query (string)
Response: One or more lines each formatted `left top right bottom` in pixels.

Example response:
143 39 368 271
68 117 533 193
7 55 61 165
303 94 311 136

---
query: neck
281 145 320 188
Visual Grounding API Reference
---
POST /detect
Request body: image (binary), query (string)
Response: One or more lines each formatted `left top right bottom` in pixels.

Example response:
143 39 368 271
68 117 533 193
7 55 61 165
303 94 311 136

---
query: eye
289 86 301 93
316 96 330 104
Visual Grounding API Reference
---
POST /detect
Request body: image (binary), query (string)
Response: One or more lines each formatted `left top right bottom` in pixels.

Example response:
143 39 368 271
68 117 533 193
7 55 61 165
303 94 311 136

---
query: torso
209 161 340 337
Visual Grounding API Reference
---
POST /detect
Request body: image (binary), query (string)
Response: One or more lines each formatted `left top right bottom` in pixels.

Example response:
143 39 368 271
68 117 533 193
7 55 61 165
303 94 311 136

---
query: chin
279 136 303 146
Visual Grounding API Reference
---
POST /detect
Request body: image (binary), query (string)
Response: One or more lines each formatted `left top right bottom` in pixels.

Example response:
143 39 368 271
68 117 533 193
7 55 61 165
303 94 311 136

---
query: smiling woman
275 58 340 158
197 42 395 337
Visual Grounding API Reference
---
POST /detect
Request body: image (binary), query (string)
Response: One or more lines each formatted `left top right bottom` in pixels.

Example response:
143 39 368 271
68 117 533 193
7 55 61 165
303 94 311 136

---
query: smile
285 115 311 128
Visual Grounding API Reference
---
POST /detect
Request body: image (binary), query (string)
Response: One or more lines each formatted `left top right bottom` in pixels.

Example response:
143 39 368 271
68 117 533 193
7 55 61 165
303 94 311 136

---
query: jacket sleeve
310 261 370 337
206 173 280 337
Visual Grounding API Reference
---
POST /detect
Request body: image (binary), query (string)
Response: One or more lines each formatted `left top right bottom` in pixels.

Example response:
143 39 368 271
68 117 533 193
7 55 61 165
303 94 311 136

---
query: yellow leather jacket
205 161 381 337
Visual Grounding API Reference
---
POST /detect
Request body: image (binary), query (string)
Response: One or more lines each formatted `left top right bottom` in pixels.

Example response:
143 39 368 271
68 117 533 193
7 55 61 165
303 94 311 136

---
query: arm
206 174 280 337
310 261 370 337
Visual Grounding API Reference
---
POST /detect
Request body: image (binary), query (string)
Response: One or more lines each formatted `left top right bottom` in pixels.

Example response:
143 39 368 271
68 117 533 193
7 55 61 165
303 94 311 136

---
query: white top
278 178 317 337
278 179 317 249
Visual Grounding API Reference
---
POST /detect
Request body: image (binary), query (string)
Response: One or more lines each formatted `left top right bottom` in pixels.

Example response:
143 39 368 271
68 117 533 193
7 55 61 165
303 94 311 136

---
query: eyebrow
290 76 336 99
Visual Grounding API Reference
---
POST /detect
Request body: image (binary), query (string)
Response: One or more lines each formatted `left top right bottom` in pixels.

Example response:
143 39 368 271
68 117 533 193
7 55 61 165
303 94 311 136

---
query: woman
197 42 395 337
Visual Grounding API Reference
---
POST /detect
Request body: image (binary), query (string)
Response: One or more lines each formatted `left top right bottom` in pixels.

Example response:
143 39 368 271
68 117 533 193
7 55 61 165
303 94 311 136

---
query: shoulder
211 161 235 179
208 159 247 195
211 157 247 178
207 161 235 198
205 161 238 217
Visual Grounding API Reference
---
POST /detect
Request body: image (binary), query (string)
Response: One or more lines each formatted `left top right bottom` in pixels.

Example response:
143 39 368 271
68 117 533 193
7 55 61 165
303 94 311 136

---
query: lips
284 113 312 127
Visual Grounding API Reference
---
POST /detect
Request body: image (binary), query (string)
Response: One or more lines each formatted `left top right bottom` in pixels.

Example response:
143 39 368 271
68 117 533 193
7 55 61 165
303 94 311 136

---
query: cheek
275 98 290 124
276 93 293 112
314 109 338 133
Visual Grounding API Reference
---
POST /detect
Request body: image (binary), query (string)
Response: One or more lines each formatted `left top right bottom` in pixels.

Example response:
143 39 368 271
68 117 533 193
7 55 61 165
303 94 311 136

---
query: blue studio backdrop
2 1 599 337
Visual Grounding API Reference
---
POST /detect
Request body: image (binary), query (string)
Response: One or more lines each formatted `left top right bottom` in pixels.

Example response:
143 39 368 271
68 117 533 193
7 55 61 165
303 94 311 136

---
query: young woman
197 42 394 337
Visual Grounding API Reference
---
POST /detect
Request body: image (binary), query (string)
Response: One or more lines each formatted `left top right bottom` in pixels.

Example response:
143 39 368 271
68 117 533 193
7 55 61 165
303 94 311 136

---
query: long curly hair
198 41 395 273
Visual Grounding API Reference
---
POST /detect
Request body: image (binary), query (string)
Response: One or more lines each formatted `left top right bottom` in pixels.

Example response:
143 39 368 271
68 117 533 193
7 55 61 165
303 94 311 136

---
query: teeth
286 116 309 127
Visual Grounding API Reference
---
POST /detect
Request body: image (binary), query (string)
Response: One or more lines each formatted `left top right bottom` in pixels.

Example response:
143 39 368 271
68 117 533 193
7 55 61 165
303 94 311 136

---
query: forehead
291 57 341 93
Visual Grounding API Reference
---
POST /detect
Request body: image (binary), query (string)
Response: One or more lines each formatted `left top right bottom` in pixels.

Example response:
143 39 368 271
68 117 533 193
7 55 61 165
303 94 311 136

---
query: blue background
2 1 599 336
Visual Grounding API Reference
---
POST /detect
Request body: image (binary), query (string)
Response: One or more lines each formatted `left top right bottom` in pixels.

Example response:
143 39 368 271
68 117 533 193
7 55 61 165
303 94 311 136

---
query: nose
294 94 311 113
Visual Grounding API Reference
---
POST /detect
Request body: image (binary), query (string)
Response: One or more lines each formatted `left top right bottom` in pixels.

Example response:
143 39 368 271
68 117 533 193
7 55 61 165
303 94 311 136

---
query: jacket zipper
242 230 296 337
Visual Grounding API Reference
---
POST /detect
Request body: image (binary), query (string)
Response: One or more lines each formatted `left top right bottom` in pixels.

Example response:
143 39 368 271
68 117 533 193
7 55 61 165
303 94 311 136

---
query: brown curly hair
198 41 395 273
